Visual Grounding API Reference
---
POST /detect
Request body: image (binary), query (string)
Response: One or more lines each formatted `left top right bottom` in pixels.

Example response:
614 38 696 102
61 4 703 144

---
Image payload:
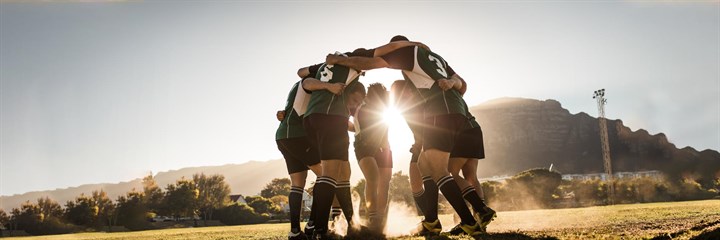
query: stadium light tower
593 88 615 204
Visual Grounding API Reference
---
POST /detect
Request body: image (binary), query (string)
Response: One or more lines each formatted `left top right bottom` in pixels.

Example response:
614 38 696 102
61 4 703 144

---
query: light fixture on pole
593 88 614 204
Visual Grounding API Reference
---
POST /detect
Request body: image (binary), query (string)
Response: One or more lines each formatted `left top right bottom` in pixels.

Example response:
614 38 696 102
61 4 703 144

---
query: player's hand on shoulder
437 79 453 91
276 110 286 121
327 83 346 95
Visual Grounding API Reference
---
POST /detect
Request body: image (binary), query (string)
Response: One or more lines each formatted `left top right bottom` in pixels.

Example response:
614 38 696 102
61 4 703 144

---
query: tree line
2 169 718 237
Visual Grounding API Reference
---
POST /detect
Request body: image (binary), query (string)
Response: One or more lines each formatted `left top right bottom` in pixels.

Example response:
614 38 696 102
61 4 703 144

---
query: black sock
336 181 354 226
330 207 342 220
437 175 476 225
312 176 337 233
422 176 439 222
461 186 488 214
413 189 428 217
289 186 304 231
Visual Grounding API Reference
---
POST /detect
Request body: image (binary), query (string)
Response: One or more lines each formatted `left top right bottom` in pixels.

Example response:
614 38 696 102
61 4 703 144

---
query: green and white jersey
276 81 311 140
381 46 466 118
397 81 425 141
305 63 362 118
461 98 480 130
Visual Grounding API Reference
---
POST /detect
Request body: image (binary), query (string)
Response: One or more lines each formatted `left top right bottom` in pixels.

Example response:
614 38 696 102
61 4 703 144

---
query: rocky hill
472 97 719 185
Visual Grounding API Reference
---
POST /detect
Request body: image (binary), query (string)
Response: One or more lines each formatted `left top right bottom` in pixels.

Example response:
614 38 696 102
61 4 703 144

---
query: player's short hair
390 35 409 42
366 83 389 107
348 48 374 58
346 81 366 96
390 80 407 99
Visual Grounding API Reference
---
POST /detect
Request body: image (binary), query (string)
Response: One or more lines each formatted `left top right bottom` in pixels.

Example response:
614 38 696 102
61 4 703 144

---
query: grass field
4 200 720 240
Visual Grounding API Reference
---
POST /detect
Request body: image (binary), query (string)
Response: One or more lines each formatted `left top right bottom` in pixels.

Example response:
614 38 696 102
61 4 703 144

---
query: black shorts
303 114 349 161
356 145 393 168
422 114 469 152
449 126 485 159
277 137 321 174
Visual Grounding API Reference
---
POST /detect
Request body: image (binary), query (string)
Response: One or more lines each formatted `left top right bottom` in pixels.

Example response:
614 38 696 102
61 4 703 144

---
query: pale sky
1 1 718 196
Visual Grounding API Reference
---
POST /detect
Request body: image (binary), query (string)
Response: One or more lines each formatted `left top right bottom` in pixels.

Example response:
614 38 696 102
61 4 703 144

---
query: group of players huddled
275 35 496 240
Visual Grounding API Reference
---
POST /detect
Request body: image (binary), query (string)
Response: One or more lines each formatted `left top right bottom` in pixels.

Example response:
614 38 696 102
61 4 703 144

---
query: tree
0 209 8 237
193 173 231 226
142 175 164 213
89 191 116 231
506 168 562 209
11 200 74 235
388 171 414 207
260 178 292 199
36 197 63 220
64 193 98 226
245 196 279 215
353 179 367 214
215 203 269 225
115 191 151 230
163 177 199 220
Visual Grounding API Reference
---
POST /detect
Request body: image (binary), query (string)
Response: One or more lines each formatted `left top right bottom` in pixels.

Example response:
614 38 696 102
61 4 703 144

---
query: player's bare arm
297 67 311 78
302 77 345 95
373 41 429 57
326 55 390 71
451 74 468 95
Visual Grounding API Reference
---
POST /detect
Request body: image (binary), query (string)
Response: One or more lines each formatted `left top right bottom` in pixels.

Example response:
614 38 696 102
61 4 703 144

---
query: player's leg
449 157 471 191
358 156 379 228
419 115 478 234
375 149 393 233
462 158 496 229
306 114 350 237
462 159 483 200
377 166 392 233
336 161 354 228
278 138 310 239
408 146 428 218
289 171 308 238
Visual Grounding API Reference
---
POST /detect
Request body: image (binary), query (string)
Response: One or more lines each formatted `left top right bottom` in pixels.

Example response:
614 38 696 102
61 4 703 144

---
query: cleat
304 221 315 236
475 207 497 231
288 229 308 240
410 219 442 236
311 230 343 240
446 222 484 236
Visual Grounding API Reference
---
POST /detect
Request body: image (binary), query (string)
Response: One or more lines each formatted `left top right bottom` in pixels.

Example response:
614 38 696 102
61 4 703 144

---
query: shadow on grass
650 219 720 240
381 232 558 240
477 232 559 240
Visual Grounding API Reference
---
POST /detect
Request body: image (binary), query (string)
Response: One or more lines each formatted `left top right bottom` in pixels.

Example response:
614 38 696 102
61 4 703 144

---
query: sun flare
383 104 414 154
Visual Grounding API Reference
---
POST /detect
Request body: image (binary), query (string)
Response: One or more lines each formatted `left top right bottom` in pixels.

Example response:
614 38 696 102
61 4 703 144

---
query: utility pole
593 88 614 204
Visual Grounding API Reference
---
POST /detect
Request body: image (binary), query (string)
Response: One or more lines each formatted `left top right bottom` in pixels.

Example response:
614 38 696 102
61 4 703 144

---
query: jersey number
428 55 448 78
320 65 334 82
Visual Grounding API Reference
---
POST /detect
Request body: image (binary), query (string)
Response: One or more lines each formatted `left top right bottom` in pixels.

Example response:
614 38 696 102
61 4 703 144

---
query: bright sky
1 1 718 196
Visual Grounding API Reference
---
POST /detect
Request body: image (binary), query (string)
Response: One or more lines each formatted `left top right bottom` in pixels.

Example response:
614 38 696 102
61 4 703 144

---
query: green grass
5 200 720 240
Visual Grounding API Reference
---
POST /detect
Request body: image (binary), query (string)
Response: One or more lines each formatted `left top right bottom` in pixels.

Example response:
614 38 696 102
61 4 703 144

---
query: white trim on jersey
292 85 311 116
353 104 363 136
402 46 435 89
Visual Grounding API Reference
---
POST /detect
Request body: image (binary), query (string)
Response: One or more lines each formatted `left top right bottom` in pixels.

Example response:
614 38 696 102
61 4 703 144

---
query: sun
383 104 415 154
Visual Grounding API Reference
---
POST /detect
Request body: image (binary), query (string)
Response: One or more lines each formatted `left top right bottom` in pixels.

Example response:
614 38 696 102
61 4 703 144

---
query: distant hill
0 160 290 212
472 97 720 185
2 97 718 211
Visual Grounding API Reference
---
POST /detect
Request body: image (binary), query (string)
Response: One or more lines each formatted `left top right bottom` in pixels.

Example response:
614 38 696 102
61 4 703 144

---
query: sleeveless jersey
384 46 466 117
276 81 311 140
353 104 390 150
305 62 362 118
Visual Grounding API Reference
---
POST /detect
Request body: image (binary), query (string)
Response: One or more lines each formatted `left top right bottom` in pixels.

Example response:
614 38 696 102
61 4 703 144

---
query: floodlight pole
593 89 615 204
